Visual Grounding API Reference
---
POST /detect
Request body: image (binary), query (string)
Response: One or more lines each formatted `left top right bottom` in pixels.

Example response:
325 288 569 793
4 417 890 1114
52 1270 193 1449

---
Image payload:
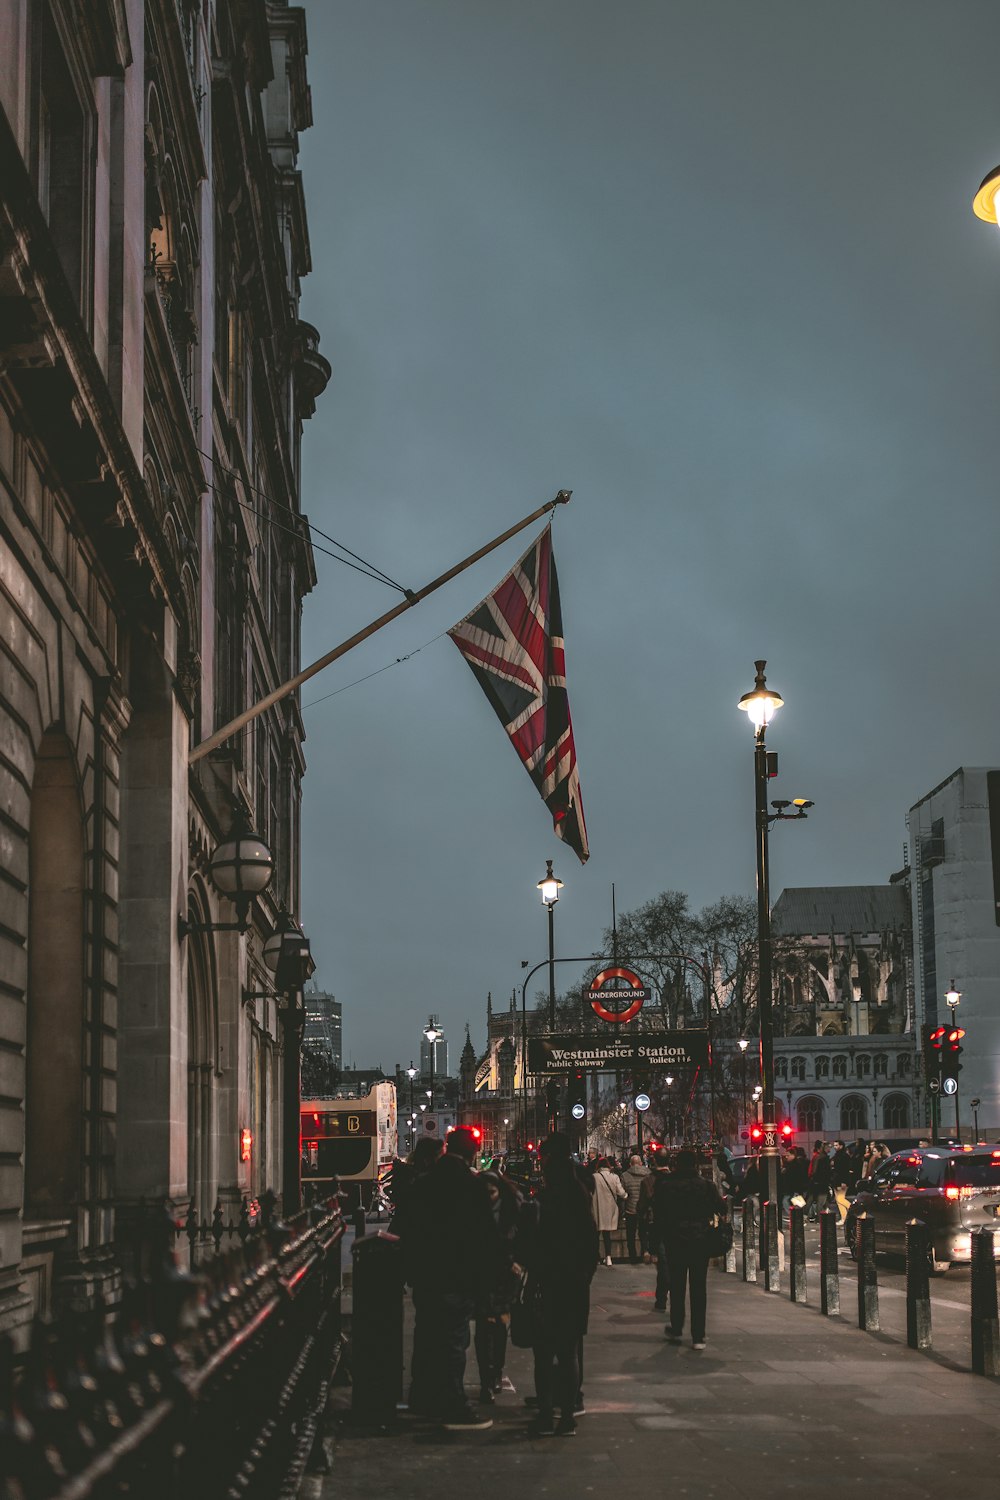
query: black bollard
970 1226 1000 1376
856 1211 879 1332
351 1231 403 1426
352 1205 367 1240
905 1218 932 1351
819 1207 840 1316
742 1196 758 1284
789 1203 807 1304
763 1199 780 1293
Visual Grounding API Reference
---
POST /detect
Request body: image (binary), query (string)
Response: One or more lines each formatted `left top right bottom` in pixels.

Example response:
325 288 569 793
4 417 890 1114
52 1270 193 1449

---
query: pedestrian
621 1153 651 1263
780 1146 809 1216
591 1156 626 1265
517 1133 599 1437
584 1146 599 1173
653 1148 727 1350
474 1170 522 1405
398 1125 496 1430
807 1139 832 1221
642 1152 672 1310
830 1139 851 1221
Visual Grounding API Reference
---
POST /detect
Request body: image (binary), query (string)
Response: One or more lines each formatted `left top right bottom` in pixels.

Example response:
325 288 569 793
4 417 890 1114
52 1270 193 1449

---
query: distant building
767 884 919 1141
906 768 1000 1135
302 989 342 1096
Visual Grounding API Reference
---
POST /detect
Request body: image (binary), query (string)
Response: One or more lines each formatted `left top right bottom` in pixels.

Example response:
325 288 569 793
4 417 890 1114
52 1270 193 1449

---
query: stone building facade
768 886 920 1141
0 0 327 1344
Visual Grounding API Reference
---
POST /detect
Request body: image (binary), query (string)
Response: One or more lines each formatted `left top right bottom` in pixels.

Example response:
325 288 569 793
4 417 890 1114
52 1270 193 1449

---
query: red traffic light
471 1127 482 1140
749 1124 764 1143
929 1026 947 1048
526 1141 535 1152
947 1028 965 1044
780 1121 794 1140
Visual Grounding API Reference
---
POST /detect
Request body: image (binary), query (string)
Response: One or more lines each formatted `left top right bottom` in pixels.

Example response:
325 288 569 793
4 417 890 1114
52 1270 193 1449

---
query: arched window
856 1054 871 1078
874 1054 888 1078
833 1055 847 1080
882 1094 910 1130
840 1095 869 1132
775 1057 787 1080
897 1054 912 1077
797 1095 825 1135
791 1056 806 1081
815 1057 830 1080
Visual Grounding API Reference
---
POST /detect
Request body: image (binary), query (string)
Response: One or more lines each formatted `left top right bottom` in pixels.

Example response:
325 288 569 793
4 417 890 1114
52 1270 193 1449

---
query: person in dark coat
517 1133 599 1436
473 1170 522 1404
653 1149 726 1349
807 1140 832 1221
399 1126 496 1429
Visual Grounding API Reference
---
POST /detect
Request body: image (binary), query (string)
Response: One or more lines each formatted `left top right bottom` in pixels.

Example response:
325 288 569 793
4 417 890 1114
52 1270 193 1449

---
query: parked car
844 1147 1000 1272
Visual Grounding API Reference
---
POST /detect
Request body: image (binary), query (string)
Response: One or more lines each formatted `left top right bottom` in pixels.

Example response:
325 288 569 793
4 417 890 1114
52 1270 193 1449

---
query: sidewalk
319 1259 1000 1500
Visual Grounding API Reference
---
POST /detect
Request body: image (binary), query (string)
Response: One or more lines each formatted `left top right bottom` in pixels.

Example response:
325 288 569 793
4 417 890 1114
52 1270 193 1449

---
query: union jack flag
449 526 589 863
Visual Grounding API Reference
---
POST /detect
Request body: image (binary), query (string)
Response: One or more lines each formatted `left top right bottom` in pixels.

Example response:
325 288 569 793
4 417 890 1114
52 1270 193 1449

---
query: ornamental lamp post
738 1038 750 1153
944 983 962 1142
262 911 316 1215
424 1018 441 1111
177 807 274 938
738 660 784 1212
537 859 563 1032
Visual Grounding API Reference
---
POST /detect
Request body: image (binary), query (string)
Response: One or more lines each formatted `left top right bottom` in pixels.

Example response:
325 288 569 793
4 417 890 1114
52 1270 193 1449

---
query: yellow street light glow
973 166 1000 224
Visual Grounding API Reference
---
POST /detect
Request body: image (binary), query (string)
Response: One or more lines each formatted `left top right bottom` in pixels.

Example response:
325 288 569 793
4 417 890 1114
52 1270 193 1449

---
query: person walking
621 1153 650 1264
642 1153 672 1310
807 1140 832 1221
830 1140 851 1222
399 1126 496 1430
473 1170 522 1405
592 1156 626 1265
653 1149 727 1350
518 1133 599 1437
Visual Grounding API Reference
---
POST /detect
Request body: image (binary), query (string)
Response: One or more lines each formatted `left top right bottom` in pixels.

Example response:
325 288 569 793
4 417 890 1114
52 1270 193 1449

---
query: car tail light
944 1185 980 1199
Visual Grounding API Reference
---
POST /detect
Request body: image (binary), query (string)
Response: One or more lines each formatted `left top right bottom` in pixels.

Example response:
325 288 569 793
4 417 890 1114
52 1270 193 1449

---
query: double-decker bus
300 1082 397 1205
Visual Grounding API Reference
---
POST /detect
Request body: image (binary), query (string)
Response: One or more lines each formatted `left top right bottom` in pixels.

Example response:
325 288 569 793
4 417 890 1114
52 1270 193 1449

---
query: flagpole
189 490 572 764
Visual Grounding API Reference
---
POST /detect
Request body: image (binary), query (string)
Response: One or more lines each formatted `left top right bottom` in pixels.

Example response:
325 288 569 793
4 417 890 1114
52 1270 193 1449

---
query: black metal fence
1 1197 345 1499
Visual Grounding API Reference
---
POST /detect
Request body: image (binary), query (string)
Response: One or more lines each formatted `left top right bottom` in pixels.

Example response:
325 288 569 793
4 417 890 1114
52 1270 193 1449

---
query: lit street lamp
406 1062 417 1145
944 983 962 1142
424 1018 441 1111
503 1116 511 1152
538 859 563 1032
738 659 783 1212
738 1038 750 1153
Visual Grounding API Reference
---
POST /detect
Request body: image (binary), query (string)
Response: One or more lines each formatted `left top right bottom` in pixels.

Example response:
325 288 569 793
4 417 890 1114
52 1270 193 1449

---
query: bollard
819 1207 840 1317
856 1212 879 1332
351 1231 403 1426
970 1226 1000 1376
352 1205 367 1240
763 1199 780 1293
742 1197 758 1284
905 1218 932 1351
789 1203 807 1304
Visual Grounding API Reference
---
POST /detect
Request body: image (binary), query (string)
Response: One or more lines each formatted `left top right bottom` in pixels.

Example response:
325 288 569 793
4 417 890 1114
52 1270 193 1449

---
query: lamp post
262 911 316 1216
538 859 563 1032
738 660 784 1211
424 1018 441 1112
504 1117 510 1152
406 1062 417 1144
738 1039 750 1153
945 983 962 1142
665 1074 675 1147
971 1098 982 1143
177 808 274 937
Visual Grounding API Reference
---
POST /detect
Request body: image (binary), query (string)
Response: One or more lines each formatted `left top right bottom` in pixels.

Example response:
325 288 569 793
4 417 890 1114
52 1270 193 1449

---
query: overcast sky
296 1 1000 1072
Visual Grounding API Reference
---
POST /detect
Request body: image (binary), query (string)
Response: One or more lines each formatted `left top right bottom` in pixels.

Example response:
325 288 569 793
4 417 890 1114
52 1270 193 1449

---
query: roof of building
772 885 910 937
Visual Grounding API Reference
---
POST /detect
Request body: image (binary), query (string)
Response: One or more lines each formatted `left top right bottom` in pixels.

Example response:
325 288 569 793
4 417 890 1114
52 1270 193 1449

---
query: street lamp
261 910 316 1215
665 1073 675 1146
973 167 1000 226
971 1098 982 1142
738 659 784 1211
406 1061 417 1138
944 983 962 1142
538 859 563 1033
424 1018 441 1111
177 807 274 937
503 1116 511 1152
738 1039 750 1153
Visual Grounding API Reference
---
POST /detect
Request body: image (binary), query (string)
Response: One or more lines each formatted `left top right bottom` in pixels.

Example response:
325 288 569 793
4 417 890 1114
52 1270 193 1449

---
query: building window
882 1094 910 1130
832 1055 847 1080
874 1054 888 1078
774 1057 787 1080
36 5 92 315
815 1057 830 1080
856 1054 871 1078
897 1054 912 1077
791 1056 806 1081
840 1095 869 1132
797 1096 825 1135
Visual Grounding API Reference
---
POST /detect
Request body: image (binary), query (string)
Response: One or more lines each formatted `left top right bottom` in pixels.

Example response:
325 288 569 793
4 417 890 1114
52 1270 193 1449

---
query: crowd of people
390 1128 728 1436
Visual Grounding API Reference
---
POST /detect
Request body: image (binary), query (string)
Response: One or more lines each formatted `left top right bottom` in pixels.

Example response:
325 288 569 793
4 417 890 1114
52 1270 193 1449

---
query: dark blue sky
296 1 1000 1070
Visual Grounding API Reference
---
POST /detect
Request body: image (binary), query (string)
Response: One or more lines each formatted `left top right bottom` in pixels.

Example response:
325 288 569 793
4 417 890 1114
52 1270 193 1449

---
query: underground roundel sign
586 966 650 1024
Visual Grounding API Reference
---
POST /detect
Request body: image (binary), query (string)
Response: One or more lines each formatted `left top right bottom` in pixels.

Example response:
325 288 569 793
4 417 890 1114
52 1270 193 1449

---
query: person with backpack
652 1149 727 1350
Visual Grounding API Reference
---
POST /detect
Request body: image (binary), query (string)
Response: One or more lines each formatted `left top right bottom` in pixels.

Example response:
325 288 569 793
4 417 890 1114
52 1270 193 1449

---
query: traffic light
779 1120 794 1143
922 1023 946 1084
942 1027 965 1081
567 1072 587 1109
544 1079 561 1109
749 1123 764 1147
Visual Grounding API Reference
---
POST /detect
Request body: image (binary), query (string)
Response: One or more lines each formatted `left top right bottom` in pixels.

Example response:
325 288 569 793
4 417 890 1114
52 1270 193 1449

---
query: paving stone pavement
317 1259 1000 1500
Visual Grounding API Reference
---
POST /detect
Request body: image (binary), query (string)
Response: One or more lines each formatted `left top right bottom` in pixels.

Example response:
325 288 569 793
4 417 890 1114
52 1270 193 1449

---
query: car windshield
949 1157 1000 1187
